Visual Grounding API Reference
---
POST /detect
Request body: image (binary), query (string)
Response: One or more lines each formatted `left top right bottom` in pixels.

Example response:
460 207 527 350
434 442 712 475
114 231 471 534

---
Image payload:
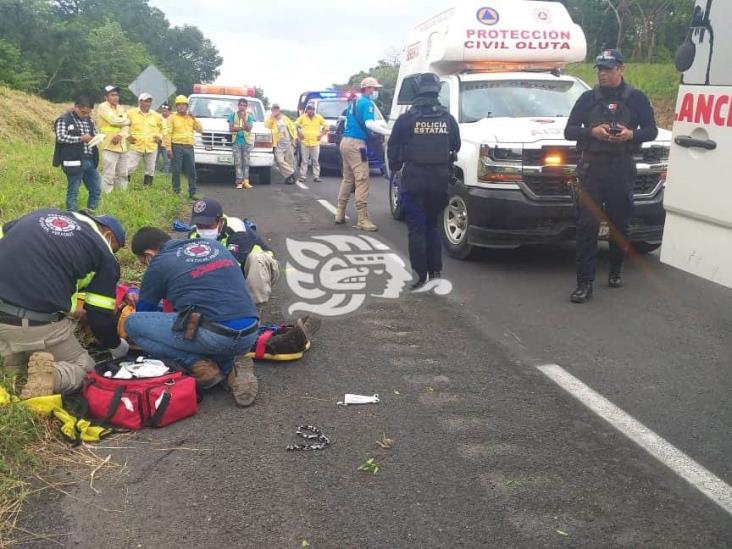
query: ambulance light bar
192 84 256 97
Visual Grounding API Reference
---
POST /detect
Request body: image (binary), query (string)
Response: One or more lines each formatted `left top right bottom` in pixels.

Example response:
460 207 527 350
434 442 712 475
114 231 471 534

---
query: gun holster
172 306 202 341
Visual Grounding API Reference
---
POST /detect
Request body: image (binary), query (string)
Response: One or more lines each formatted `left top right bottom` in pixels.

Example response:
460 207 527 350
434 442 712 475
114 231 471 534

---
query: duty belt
0 299 65 326
201 319 259 339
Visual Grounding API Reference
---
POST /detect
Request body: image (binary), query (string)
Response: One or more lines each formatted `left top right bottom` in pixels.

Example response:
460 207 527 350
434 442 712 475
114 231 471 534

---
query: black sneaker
570 282 593 303
411 278 427 291
313 177 322 182
285 175 295 185
608 273 623 288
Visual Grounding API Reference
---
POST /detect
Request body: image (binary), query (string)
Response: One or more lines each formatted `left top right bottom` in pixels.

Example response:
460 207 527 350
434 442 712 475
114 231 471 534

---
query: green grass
0 374 46 545
566 63 680 128
0 87 187 545
0 141 187 279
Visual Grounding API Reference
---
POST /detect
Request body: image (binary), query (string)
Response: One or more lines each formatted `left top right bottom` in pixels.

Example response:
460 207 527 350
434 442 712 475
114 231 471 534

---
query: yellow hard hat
174 95 189 105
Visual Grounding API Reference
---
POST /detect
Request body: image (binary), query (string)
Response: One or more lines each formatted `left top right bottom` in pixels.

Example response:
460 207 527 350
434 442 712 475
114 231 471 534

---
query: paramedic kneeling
125 228 260 407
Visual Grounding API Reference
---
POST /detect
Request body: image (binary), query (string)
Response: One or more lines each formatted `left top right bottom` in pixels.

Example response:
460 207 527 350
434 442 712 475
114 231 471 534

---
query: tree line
0 0 222 102
557 0 693 62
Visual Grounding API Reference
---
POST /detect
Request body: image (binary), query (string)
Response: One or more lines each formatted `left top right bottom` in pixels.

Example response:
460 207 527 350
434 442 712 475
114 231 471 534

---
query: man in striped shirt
53 95 102 211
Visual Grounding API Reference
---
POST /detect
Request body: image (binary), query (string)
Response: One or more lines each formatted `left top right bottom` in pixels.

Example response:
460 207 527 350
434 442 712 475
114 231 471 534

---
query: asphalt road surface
21 168 732 548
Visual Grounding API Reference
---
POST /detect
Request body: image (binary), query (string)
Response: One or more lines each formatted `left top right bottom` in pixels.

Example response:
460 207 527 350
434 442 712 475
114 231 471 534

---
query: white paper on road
337 394 380 406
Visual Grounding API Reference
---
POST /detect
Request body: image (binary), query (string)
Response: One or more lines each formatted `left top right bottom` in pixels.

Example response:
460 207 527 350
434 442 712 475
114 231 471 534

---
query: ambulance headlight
479 145 523 183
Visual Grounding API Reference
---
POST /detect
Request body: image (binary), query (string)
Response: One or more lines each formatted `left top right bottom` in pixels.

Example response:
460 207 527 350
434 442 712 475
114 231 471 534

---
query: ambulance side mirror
675 38 696 72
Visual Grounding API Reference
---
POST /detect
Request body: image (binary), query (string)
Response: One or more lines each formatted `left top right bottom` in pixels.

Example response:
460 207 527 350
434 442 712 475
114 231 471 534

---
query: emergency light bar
192 84 256 97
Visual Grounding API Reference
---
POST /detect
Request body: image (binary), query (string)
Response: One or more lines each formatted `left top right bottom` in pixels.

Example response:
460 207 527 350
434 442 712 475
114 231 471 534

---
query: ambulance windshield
317 99 350 119
188 98 265 121
460 79 586 123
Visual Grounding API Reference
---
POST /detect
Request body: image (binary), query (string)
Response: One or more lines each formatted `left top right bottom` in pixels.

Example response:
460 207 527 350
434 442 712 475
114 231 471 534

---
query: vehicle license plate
217 156 233 164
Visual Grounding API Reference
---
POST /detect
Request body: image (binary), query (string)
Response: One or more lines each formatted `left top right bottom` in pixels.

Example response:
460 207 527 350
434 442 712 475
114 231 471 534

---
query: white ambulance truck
660 0 732 289
387 1 672 259
188 85 274 184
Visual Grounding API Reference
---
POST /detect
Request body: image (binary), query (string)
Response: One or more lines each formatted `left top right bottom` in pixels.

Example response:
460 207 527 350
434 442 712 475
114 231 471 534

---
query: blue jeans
124 312 257 374
65 159 101 211
171 144 197 197
157 145 170 173
232 142 252 181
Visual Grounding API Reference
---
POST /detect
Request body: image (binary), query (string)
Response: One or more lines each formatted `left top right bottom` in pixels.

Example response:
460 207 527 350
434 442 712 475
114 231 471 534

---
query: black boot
608 272 623 288
570 282 593 303
143 175 153 186
411 277 427 290
428 271 441 280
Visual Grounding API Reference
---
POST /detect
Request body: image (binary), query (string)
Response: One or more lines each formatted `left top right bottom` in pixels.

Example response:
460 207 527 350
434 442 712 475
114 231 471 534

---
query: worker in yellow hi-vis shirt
164 95 203 199
295 103 328 183
126 93 164 187
96 85 130 193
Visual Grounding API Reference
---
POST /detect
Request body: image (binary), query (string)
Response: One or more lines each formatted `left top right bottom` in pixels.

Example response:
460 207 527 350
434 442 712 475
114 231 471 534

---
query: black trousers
575 154 635 283
402 164 449 280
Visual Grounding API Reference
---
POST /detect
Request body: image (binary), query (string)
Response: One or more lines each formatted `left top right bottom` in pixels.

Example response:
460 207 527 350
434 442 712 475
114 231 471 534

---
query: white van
660 0 732 288
387 1 671 259
188 85 274 184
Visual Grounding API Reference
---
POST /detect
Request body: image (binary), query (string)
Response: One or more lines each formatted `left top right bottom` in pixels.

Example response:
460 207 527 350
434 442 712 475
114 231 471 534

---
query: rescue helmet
360 77 383 89
174 95 189 105
416 73 441 96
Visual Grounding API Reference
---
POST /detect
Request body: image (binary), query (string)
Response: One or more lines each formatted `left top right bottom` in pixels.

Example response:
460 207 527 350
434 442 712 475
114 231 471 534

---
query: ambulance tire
442 193 476 260
631 241 660 254
389 170 405 221
255 167 271 185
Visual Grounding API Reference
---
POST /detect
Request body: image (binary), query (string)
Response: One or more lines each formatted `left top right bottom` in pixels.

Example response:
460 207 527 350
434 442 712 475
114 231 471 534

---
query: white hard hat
360 77 383 89
138 92 153 101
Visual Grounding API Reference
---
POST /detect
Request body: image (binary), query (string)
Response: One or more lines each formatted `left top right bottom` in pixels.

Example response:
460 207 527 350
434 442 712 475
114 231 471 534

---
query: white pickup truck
387 1 671 259
188 85 274 184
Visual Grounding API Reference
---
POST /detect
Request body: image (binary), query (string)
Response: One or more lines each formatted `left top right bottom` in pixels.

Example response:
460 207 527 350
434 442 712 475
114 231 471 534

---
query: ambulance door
660 0 732 288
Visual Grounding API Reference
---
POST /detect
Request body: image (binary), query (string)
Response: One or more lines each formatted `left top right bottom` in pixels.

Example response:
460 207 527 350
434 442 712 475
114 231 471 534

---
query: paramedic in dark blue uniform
0 210 128 398
564 49 658 303
125 228 260 407
387 72 461 289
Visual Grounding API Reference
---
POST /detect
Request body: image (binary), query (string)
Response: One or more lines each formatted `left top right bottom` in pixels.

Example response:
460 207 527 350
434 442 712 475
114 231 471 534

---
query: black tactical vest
583 84 637 154
403 106 451 165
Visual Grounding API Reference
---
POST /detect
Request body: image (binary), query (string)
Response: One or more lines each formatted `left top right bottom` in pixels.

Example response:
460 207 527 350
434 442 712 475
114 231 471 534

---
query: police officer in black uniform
387 73 461 289
565 49 658 303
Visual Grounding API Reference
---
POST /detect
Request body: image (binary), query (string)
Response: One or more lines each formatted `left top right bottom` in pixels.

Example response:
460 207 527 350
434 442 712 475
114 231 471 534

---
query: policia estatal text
387 73 460 289
564 49 658 303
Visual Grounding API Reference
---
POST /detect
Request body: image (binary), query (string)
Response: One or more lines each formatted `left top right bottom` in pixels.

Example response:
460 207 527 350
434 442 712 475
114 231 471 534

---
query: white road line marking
317 199 348 220
296 181 309 190
537 364 732 516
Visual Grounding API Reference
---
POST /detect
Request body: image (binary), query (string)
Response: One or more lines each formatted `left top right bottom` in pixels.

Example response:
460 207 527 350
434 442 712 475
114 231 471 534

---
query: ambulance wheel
255 167 271 185
389 170 405 221
631 241 660 254
442 194 476 260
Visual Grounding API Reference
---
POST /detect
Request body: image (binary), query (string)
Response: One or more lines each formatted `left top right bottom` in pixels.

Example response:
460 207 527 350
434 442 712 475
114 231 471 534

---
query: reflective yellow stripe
70 271 95 313
251 245 263 254
0 225 4 239
84 293 116 311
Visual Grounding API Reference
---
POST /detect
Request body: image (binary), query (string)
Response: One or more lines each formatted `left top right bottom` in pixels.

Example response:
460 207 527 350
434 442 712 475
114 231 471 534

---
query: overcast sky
148 0 451 109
